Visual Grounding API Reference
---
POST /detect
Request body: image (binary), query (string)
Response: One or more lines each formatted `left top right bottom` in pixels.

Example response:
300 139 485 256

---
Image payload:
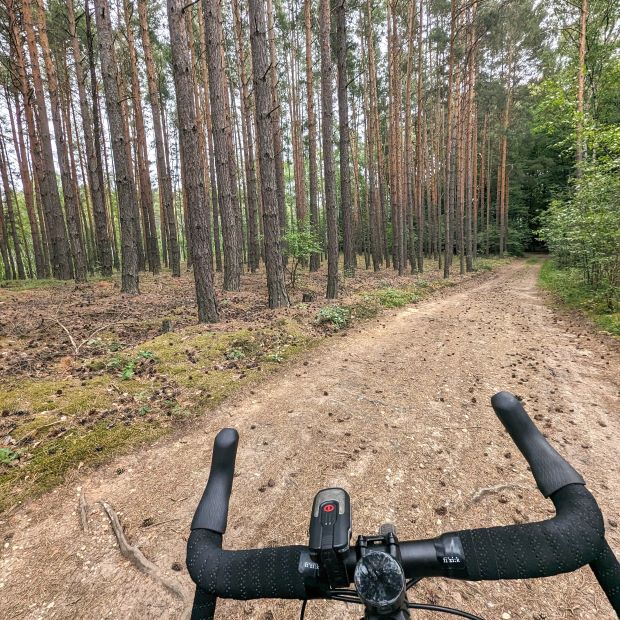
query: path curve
1 260 619 619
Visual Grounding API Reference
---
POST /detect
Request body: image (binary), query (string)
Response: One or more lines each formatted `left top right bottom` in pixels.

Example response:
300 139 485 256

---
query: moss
0 420 166 512
0 375 146 417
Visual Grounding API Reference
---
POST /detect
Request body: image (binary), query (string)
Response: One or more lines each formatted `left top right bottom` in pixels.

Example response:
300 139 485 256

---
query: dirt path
1 260 619 620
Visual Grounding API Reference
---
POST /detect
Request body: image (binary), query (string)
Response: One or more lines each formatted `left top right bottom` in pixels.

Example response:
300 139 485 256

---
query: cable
299 599 307 620
406 576 424 590
408 602 485 619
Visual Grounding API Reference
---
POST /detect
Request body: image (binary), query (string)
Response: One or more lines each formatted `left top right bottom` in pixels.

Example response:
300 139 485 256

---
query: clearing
1 259 618 619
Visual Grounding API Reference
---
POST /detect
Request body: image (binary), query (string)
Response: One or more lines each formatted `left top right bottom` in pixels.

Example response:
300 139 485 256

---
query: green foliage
538 125 620 311
539 260 620 337
372 288 420 308
107 350 159 380
225 347 246 360
316 305 351 329
0 448 18 464
283 221 323 289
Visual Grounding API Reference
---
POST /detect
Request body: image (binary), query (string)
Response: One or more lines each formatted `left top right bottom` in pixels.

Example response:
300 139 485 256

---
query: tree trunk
167 0 219 322
320 0 339 298
8 87 46 277
21 0 72 280
197 5 223 273
266 0 287 235
83 0 114 275
443 0 456 278
415 0 425 273
94 0 140 293
202 0 243 291
137 0 180 277
336 0 355 275
36 0 87 282
123 0 160 275
305 0 320 272
576 0 588 175
69 0 113 276
248 0 290 309
0 134 26 279
232 0 260 273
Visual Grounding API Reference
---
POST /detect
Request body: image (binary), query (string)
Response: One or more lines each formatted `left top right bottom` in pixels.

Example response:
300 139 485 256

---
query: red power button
323 503 336 513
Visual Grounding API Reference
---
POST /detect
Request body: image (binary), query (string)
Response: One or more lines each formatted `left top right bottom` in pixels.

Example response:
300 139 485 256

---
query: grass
539 259 620 337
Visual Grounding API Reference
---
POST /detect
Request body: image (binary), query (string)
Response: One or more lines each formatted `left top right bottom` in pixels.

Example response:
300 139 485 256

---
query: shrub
316 305 351 329
283 220 323 289
374 288 419 308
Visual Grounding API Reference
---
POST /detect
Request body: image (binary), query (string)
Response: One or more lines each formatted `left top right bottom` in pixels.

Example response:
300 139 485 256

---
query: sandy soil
1 260 618 620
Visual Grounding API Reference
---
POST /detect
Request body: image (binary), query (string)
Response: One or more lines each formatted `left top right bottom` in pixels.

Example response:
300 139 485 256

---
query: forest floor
1 258 619 619
0 258 503 512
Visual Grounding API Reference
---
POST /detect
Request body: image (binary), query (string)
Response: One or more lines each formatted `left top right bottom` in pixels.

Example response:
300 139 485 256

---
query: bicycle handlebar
186 392 620 619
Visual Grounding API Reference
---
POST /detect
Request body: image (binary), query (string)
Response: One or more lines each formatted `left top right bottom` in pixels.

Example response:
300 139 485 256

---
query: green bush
538 125 620 311
374 288 419 308
316 305 351 329
539 260 620 336
283 220 323 289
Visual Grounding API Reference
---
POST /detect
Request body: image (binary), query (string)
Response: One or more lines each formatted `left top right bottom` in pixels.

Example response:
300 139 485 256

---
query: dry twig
79 489 89 533
100 500 191 615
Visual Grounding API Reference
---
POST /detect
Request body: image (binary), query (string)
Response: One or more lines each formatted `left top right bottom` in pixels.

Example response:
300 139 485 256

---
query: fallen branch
469 483 529 505
100 500 191 610
51 309 127 357
79 489 89 533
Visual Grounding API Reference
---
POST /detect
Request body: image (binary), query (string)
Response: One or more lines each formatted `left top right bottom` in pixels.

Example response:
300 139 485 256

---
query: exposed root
100 500 192 616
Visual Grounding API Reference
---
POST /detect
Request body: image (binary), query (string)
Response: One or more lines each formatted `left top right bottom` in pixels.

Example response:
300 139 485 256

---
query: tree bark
68 0 113 276
320 0 339 298
167 0 219 322
444 0 456 278
305 0 320 272
8 83 46 277
266 0 287 235
197 4 223 273
336 0 355 276
0 133 26 278
248 0 290 309
123 0 160 275
137 0 180 276
233 0 260 273
202 0 243 291
36 0 87 282
22 0 72 280
94 0 140 293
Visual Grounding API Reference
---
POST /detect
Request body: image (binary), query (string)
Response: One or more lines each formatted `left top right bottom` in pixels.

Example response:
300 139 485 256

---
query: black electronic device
308 487 352 587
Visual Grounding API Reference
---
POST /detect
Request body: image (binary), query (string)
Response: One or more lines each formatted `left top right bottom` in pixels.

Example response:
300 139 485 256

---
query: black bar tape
590 539 620 615
187 529 310 601
491 392 584 498
191 428 239 533
190 587 217 620
453 485 604 581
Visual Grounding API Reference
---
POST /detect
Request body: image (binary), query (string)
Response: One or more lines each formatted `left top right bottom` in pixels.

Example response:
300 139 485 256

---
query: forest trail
1 260 619 620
